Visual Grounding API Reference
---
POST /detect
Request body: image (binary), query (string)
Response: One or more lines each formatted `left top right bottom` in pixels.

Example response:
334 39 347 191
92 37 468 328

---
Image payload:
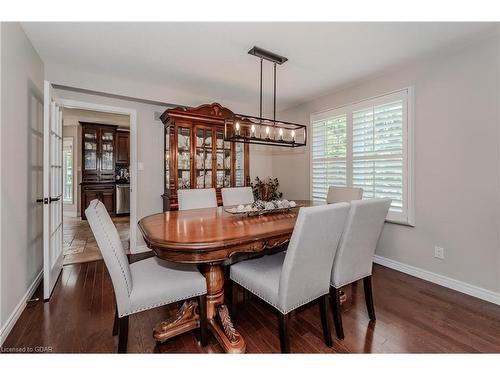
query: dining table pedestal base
202 264 246 353
152 264 245 353
153 300 200 343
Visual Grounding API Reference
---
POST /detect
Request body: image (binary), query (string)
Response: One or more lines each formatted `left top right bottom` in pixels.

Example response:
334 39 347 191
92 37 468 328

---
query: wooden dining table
138 200 312 353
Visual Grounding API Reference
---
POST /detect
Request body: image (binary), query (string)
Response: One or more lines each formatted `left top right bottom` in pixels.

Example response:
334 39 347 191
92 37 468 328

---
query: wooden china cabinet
80 122 117 219
160 103 250 211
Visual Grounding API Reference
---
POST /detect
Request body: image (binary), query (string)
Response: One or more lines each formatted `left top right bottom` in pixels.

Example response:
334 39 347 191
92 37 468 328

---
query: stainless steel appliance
116 184 130 214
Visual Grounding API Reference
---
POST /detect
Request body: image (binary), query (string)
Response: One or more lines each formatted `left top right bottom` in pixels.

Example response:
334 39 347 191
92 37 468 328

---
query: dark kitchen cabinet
81 122 117 183
81 184 115 219
116 131 130 165
80 122 119 219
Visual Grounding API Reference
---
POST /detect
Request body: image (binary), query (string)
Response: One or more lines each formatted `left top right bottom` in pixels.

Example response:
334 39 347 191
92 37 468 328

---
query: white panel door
43 81 64 300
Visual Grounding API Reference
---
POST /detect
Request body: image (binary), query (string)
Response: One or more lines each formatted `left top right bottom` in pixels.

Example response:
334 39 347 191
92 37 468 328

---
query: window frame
63 136 74 204
309 87 415 226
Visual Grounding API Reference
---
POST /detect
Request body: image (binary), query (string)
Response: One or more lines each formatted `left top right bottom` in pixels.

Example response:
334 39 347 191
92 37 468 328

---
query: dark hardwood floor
3 262 500 353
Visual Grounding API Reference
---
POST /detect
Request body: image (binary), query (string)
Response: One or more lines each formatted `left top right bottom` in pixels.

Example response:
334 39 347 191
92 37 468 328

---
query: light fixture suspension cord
260 58 263 119
273 62 276 122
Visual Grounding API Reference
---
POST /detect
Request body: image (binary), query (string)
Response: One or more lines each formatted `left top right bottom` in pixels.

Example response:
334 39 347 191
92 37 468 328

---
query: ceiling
62 108 130 128
23 22 495 111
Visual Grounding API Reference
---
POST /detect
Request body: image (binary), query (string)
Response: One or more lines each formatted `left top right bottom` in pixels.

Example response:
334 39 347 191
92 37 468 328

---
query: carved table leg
153 300 200 342
201 264 246 353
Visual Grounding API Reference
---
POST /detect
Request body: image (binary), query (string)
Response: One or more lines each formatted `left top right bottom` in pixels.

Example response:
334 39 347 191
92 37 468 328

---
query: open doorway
61 108 131 265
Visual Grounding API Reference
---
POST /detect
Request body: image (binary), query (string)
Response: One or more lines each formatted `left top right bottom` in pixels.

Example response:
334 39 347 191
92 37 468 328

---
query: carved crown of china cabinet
160 103 250 211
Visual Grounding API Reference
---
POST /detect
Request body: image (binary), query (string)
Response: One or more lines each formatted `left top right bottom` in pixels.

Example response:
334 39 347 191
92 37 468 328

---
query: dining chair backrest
85 199 133 311
331 198 391 288
177 188 217 211
278 203 350 314
221 187 254 206
326 186 363 204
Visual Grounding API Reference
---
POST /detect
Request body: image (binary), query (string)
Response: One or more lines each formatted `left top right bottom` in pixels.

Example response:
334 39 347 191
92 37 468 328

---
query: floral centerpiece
250 176 283 202
225 176 297 216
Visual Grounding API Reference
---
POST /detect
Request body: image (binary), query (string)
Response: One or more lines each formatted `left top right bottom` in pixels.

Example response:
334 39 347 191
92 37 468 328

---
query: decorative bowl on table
225 199 299 216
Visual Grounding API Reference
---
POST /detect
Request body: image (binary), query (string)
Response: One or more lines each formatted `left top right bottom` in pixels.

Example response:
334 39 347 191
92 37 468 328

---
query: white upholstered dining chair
85 199 208 353
177 188 217 211
326 186 363 204
221 186 254 206
230 203 350 353
329 198 391 339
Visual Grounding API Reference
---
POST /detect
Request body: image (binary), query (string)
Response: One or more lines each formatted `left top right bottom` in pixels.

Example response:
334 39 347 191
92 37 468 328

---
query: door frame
58 98 138 253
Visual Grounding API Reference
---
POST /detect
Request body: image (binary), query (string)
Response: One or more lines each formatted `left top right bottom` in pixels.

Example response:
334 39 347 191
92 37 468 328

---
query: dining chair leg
198 295 208 347
112 305 119 336
278 312 290 353
319 295 332 347
118 315 129 353
363 276 376 321
330 286 344 340
231 281 238 321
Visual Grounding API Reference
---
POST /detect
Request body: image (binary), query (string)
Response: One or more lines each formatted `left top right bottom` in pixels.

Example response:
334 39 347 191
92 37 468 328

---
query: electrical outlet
434 246 445 260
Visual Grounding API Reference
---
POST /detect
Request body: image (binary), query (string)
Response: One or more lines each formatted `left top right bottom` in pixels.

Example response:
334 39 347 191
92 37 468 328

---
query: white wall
277 34 500 296
0 22 44 343
249 145 274 181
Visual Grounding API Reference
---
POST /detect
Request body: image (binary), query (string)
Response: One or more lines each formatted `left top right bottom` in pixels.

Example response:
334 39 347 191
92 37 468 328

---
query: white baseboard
373 255 500 306
0 269 43 346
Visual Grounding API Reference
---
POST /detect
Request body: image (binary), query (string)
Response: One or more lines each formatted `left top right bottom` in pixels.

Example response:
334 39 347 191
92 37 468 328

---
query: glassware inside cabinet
165 127 170 189
101 131 114 170
177 126 190 189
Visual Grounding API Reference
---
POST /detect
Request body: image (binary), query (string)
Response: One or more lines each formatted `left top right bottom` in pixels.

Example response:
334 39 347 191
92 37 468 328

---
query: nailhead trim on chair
281 292 329 315
120 291 206 317
231 277 281 311
331 272 372 288
93 203 132 296
231 277 328 315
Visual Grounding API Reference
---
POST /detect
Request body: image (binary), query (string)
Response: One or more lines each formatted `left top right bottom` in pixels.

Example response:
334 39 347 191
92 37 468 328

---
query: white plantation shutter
352 101 404 213
312 114 347 201
310 89 413 224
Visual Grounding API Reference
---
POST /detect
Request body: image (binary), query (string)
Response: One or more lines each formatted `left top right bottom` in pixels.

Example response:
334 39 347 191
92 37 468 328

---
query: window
311 88 414 225
63 137 73 203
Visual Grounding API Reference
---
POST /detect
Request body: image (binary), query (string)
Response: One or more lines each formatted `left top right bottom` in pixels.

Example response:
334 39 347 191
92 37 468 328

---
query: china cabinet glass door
177 126 191 189
100 129 114 171
83 128 98 170
195 126 212 189
164 127 170 191
216 129 231 188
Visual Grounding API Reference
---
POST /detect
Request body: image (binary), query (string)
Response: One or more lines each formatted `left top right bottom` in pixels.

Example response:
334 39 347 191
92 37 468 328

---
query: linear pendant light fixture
224 46 307 148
